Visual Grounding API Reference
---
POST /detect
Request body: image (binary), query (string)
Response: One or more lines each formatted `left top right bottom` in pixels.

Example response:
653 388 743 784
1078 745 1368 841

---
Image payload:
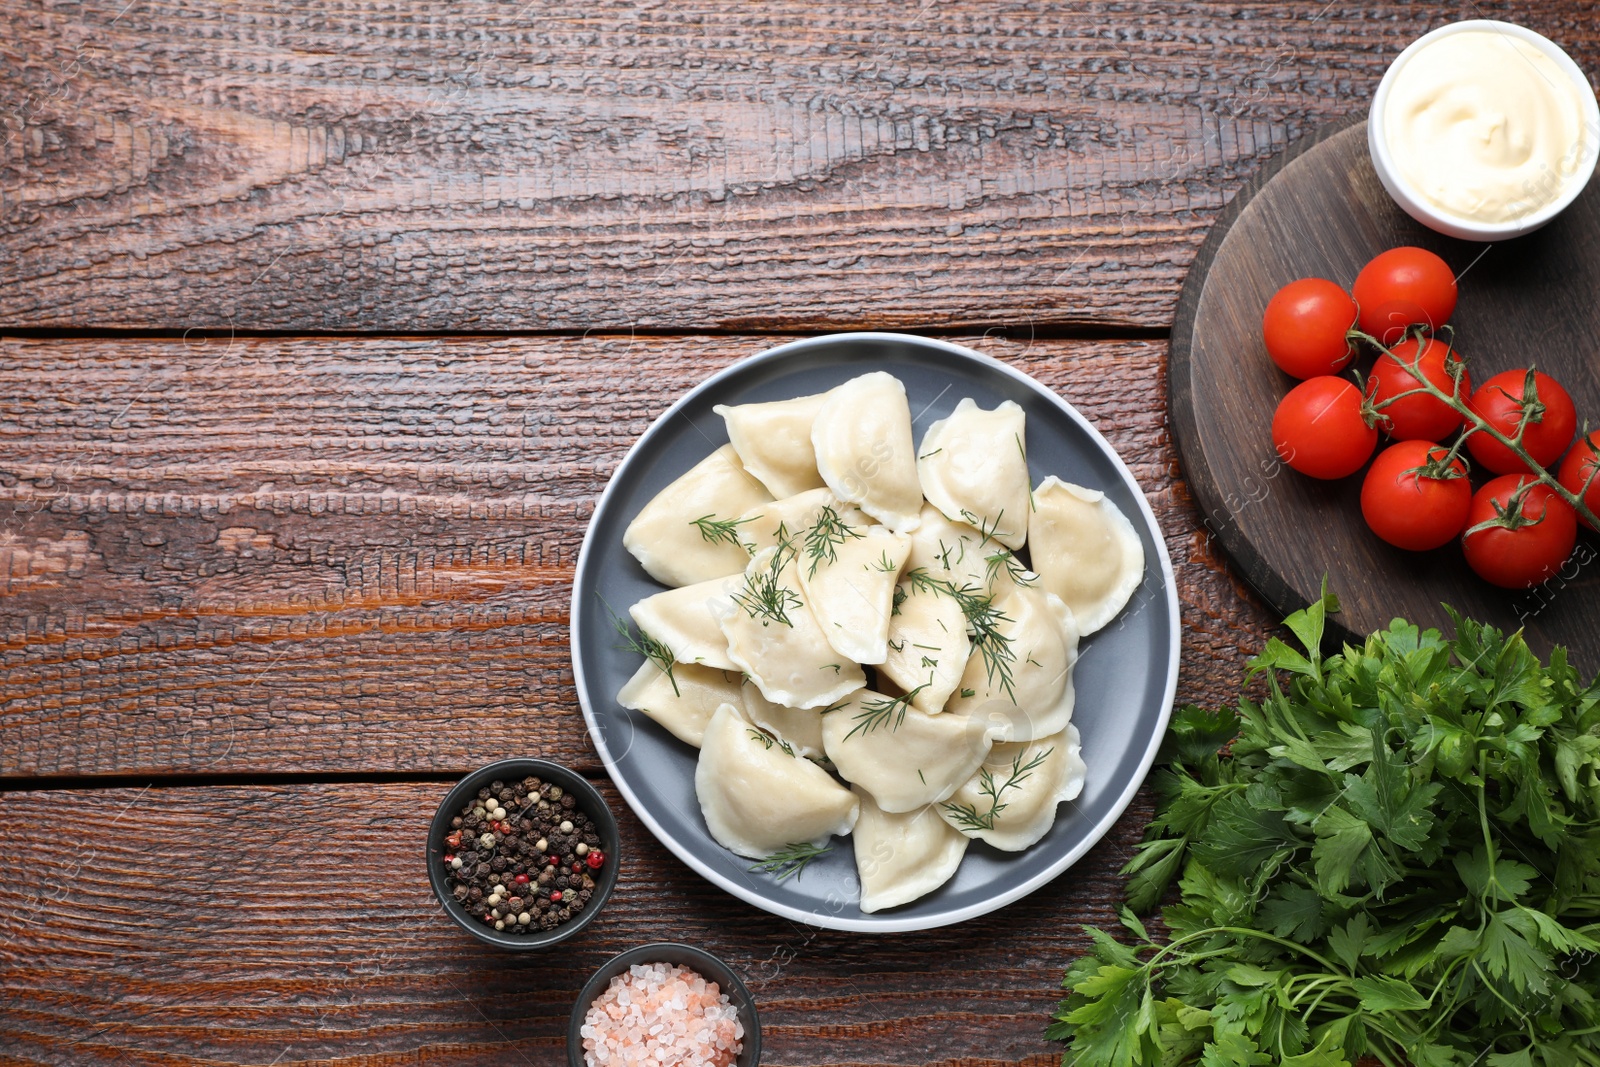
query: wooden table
4 3 1596 1064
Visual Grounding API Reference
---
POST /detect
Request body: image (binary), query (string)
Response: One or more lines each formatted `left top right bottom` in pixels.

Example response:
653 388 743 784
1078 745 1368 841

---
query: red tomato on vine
1360 441 1472 551
1461 475 1578 589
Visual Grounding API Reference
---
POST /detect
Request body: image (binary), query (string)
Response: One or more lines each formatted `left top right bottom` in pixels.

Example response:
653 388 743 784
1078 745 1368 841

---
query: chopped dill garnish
803 504 862 578
820 662 842 674
690 513 753 549
904 567 1017 701
732 532 802 627
871 549 899 573
844 685 928 740
960 687 976 698
960 508 1006 548
984 549 1037 588
892 584 908 616
941 746 1053 832
918 447 943 459
603 597 678 696
920 655 939 668
748 841 830 882
747 727 795 757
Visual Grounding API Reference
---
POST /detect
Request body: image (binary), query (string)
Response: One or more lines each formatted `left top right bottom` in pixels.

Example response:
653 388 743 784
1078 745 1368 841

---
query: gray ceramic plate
571 333 1180 932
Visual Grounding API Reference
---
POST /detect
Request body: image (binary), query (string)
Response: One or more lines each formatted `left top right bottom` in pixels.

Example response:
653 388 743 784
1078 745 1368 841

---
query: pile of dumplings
616 371 1145 913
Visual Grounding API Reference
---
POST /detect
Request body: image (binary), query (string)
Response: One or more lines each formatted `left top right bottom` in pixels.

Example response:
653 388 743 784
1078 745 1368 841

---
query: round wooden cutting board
1171 118 1600 662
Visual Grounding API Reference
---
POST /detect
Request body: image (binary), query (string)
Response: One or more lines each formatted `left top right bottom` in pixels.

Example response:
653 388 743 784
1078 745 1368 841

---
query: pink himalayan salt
580 961 744 1067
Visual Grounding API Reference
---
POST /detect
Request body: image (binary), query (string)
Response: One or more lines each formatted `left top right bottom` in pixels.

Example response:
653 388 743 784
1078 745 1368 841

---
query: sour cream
1381 29 1591 225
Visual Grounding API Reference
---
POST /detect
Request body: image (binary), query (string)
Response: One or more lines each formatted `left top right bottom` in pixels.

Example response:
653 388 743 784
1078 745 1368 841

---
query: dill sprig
843 684 928 740
690 513 753 549
732 530 802 627
746 727 796 757
602 597 679 696
960 508 1006 548
904 567 1017 701
748 841 830 882
941 746 1053 832
802 505 862 578
984 549 1037 588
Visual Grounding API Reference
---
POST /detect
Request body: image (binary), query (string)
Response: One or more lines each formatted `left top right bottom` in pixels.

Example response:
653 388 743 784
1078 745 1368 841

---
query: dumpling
742 683 831 761
695 703 859 859
629 576 740 671
852 789 968 913
1028 477 1145 636
623 444 771 587
714 391 831 499
904 503 991 592
719 546 866 708
738 489 872 555
820 689 994 813
879 579 971 714
943 587 1079 743
917 398 1030 550
617 660 745 748
938 725 1086 851
811 372 924 533
798 523 911 665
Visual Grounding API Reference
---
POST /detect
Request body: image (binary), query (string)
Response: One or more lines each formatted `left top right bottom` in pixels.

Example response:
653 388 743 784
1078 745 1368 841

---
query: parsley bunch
1051 590 1600 1067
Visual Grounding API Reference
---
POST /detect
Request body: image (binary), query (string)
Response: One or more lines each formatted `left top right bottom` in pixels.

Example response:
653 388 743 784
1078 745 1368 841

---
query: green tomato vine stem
1349 325 1600 531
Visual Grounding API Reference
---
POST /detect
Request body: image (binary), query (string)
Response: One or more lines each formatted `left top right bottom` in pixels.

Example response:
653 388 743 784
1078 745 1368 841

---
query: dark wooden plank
1170 120 1600 664
0 333 1275 777
6 0 1598 330
0 779 1153 1066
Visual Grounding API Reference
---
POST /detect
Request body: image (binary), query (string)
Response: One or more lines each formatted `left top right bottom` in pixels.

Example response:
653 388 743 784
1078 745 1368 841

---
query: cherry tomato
1365 337 1471 442
1465 369 1578 474
1558 431 1600 529
1272 376 1378 480
1262 278 1359 379
1359 441 1472 550
1352 247 1457 345
1461 475 1577 589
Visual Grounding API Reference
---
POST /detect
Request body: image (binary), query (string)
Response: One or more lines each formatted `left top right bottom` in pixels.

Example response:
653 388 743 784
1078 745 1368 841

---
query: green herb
984 549 1036 588
746 727 795 757
748 842 830 882
941 745 1052 832
602 597 678 696
904 567 1017 700
960 688 976 698
918 447 944 459
689 513 753 549
871 550 899 573
803 505 862 578
844 685 927 740
960 508 1006 548
936 537 966 572
892 584 909 616
1050 587 1600 1067
732 531 802 627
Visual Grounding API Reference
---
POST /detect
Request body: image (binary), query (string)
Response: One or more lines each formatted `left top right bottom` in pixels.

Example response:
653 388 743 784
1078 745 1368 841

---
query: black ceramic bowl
566 942 761 1067
426 757 620 950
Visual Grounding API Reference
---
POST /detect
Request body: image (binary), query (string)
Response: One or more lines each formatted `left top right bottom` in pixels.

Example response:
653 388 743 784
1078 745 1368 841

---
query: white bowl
1368 19 1600 241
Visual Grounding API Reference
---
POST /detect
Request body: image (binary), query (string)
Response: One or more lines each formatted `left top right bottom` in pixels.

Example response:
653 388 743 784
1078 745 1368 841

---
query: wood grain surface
0 779 1150 1067
0 333 1273 778
4 0 1598 331
1170 120 1600 660
16 1 1579 1063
